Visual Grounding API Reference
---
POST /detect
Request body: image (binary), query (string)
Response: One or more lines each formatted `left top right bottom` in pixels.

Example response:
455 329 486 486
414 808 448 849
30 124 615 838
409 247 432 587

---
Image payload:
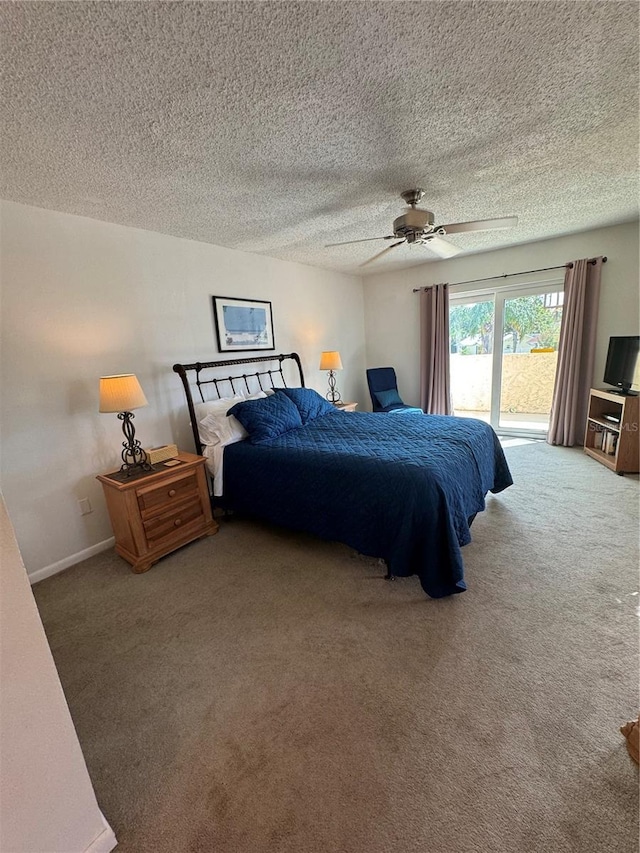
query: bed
173 353 513 598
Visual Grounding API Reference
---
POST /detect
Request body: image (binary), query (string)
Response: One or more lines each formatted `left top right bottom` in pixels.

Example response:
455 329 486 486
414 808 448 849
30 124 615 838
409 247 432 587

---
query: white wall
0 495 117 853
362 221 639 408
0 200 365 578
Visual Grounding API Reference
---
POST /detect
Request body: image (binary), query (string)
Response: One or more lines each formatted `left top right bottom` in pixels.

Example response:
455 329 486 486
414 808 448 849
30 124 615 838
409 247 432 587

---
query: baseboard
85 814 117 853
28 537 115 585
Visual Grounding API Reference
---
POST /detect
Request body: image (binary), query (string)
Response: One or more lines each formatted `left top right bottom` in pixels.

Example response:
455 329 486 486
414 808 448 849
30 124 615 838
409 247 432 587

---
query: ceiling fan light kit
392 207 436 242
325 188 518 267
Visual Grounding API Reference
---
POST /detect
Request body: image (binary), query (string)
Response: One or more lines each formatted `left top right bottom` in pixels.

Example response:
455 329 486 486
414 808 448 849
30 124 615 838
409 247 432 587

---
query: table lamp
319 351 343 404
99 374 153 475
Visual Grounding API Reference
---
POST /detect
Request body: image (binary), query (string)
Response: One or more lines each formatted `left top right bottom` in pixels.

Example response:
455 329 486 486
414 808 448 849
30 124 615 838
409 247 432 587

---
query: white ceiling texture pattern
1 1 638 271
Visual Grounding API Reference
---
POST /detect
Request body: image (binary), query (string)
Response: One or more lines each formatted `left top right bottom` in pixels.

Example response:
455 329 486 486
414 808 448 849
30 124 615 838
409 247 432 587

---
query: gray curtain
547 257 603 447
420 283 452 415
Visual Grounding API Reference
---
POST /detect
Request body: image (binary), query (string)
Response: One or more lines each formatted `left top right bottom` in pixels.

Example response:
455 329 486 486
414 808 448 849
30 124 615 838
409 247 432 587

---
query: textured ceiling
1 1 638 273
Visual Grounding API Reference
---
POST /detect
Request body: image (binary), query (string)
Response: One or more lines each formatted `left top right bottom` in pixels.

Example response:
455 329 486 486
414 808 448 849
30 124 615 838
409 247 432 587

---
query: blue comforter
223 411 513 597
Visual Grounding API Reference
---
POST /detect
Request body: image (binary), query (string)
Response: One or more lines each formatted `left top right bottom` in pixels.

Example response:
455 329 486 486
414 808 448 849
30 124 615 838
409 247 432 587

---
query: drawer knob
168 489 177 497
174 518 182 527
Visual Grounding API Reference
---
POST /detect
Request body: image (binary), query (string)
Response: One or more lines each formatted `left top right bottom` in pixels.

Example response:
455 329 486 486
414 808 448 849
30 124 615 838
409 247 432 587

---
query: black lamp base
325 369 342 405
118 411 153 476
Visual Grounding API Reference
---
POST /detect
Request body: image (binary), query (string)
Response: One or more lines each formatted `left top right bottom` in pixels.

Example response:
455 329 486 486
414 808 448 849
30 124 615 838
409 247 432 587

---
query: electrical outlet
78 498 92 516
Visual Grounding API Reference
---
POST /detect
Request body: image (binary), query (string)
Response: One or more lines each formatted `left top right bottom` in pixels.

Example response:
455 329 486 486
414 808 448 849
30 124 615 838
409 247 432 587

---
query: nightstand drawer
137 471 198 515
143 497 204 545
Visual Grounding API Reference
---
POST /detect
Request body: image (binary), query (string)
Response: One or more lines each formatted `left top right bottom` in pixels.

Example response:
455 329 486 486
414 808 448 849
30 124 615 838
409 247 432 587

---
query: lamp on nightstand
99 374 153 476
319 350 343 404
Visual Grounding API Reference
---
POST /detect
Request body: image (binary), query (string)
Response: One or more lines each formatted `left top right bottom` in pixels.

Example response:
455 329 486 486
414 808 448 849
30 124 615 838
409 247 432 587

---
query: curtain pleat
419 283 452 415
547 257 603 446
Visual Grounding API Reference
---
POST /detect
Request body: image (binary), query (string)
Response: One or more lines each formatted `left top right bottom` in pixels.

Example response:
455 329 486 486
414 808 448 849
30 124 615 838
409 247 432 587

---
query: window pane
449 299 494 424
499 293 563 431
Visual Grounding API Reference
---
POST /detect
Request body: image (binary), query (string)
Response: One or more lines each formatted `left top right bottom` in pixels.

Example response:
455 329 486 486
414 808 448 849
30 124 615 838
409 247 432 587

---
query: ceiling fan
325 189 518 266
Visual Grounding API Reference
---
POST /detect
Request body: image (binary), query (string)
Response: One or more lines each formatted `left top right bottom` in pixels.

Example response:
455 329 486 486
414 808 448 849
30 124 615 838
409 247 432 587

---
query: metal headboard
173 352 305 455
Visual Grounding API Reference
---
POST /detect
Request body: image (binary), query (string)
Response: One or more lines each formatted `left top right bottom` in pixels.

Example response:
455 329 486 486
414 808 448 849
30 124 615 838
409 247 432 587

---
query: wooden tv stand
584 388 639 474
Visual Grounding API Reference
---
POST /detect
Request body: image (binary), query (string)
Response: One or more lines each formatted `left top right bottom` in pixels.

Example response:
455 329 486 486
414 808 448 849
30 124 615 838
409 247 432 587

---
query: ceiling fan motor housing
393 208 435 241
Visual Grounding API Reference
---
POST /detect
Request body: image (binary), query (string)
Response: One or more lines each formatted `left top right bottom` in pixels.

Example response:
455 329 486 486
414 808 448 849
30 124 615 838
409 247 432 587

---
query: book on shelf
603 430 618 455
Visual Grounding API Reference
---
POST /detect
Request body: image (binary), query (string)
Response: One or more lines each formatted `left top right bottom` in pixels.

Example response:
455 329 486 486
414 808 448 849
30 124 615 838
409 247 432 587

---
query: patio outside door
449 281 564 437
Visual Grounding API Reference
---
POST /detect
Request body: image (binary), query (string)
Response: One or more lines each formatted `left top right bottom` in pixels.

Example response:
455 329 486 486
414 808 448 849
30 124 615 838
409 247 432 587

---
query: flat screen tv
603 335 640 395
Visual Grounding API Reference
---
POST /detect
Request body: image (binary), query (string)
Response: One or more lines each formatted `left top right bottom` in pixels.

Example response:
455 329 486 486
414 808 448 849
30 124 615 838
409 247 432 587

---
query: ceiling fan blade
426 235 462 258
438 216 518 235
435 216 518 234
325 235 394 248
360 240 406 267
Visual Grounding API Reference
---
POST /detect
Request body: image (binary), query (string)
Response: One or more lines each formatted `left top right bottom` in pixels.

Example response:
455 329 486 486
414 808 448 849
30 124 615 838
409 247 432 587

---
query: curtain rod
412 256 607 292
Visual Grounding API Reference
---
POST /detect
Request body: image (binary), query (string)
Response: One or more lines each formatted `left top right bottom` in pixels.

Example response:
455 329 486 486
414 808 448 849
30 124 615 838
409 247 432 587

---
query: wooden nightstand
333 402 358 412
97 451 218 573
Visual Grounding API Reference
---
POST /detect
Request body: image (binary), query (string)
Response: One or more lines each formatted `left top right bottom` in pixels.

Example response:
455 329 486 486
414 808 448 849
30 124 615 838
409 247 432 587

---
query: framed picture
212 295 275 352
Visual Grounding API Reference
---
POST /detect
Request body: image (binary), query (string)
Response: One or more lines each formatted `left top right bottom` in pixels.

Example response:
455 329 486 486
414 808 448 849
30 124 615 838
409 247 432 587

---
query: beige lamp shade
99 374 148 413
319 351 343 371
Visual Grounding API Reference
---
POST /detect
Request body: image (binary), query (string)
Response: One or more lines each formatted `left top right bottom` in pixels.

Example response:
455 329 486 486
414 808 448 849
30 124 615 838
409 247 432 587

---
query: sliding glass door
449 282 564 437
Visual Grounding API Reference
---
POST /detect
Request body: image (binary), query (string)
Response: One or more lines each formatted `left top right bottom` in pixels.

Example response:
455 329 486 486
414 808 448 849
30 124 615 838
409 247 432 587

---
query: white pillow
197 391 269 446
195 396 243 445
199 411 248 447
195 391 270 446
194 395 243 423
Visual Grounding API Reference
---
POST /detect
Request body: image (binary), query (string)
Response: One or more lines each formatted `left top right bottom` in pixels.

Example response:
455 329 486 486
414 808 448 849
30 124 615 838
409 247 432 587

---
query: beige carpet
34 442 639 853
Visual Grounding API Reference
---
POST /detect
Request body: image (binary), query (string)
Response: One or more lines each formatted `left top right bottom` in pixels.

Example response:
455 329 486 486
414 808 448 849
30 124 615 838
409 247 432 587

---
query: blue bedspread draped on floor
222 411 513 597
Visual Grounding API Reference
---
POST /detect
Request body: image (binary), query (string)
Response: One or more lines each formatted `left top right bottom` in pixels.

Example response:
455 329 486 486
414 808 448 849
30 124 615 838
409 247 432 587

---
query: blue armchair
366 367 423 414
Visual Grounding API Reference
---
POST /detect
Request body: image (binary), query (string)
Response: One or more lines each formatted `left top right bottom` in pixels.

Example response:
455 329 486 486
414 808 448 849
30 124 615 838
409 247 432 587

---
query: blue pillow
228 393 302 444
375 388 403 409
276 387 335 424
